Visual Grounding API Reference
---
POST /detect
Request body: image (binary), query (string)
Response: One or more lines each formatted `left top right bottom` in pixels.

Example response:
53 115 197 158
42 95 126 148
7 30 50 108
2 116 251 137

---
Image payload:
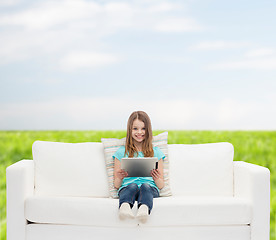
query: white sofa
6 141 270 240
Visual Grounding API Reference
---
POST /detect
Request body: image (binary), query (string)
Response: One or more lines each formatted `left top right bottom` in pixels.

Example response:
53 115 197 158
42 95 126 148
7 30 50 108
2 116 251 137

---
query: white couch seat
25 195 251 227
149 196 251 226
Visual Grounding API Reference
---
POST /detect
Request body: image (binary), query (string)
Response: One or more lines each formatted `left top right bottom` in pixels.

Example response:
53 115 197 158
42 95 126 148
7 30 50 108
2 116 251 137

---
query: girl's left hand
151 169 161 180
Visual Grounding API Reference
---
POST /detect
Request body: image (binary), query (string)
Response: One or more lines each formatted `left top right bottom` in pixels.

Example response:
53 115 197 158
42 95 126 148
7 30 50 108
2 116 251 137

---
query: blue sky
0 0 275 130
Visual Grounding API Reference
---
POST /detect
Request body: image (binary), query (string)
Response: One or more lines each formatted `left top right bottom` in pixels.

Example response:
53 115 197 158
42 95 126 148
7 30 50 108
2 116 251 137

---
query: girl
113 111 165 223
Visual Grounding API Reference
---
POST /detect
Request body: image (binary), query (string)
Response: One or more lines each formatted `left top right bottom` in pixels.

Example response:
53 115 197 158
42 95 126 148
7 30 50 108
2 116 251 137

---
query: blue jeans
118 183 159 214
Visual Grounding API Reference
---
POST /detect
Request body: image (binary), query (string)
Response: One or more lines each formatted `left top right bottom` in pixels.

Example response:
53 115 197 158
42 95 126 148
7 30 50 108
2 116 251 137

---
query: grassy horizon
1 130 275 239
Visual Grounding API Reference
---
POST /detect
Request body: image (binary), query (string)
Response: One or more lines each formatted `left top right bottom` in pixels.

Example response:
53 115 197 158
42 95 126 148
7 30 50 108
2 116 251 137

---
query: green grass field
1 130 275 240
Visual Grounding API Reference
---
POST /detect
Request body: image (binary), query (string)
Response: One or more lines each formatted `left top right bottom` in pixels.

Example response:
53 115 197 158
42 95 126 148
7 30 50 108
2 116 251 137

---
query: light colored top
113 146 165 193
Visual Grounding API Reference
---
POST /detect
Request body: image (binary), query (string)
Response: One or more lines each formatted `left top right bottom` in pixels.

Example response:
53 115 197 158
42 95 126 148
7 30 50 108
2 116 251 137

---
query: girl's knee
128 183 139 190
140 183 151 191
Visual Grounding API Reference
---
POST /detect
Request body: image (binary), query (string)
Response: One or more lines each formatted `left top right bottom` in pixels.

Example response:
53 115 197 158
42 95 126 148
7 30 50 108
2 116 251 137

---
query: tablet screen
121 157 158 177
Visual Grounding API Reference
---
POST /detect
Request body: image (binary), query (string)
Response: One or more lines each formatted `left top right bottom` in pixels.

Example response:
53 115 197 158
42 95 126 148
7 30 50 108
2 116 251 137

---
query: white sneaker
136 204 149 223
119 203 134 220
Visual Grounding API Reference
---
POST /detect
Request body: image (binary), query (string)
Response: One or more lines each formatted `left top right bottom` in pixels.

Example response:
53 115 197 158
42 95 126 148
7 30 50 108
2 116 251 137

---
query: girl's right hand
116 169 128 180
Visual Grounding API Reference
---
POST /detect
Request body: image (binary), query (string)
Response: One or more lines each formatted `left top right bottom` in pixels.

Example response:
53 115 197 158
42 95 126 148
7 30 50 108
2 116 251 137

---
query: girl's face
132 118 146 144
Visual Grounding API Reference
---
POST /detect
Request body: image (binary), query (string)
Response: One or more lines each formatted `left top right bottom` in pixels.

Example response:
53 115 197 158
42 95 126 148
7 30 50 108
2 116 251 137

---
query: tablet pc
121 157 158 177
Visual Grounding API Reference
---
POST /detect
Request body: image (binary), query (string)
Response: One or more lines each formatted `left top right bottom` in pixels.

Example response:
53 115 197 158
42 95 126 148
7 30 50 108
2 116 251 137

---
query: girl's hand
151 169 164 189
151 169 161 181
115 169 129 180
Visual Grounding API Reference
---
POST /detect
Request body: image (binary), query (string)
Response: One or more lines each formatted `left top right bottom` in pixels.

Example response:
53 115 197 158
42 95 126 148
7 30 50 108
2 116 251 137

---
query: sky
0 0 276 130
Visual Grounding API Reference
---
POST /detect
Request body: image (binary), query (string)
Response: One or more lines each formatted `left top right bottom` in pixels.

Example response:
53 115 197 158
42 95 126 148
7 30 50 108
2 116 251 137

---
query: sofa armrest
6 160 34 240
233 161 270 240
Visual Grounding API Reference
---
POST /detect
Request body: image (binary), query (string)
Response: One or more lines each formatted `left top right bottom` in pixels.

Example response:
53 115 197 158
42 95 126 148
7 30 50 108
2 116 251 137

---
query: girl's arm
114 157 128 189
151 159 164 189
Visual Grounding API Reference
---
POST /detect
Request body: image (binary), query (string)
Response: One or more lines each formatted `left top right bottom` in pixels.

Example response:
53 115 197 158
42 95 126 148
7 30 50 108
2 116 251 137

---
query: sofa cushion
25 196 137 228
148 196 251 226
32 141 109 197
25 196 251 227
168 142 234 196
101 132 172 198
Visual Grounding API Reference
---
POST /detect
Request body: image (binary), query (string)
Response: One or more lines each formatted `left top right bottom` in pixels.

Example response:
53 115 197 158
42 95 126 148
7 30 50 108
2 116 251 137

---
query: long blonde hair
125 111 154 158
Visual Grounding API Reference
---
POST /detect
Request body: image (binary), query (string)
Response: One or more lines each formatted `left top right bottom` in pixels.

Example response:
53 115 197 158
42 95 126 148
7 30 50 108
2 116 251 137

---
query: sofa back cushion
168 142 234 196
32 141 109 197
32 141 234 197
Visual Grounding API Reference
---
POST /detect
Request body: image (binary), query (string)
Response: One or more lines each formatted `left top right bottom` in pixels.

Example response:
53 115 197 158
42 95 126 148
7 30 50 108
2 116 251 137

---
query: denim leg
137 183 159 214
118 183 139 208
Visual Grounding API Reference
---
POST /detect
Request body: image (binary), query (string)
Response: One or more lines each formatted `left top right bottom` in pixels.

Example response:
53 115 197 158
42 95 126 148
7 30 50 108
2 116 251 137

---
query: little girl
113 111 165 223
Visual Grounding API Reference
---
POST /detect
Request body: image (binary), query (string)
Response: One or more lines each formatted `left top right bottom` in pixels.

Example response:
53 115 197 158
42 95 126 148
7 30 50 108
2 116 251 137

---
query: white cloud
189 41 276 71
201 44 276 71
217 99 255 125
245 48 275 57
205 58 276 70
0 97 275 130
0 0 203 67
0 1 102 30
59 52 122 71
154 17 202 32
189 41 250 51
147 2 182 13
0 0 21 6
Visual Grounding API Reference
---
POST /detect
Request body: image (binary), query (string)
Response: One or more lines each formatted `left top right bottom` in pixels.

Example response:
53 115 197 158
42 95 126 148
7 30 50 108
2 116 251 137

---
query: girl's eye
132 127 145 130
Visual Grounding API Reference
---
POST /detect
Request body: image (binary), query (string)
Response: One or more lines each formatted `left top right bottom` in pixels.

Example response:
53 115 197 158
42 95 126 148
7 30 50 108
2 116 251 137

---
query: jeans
118 183 159 214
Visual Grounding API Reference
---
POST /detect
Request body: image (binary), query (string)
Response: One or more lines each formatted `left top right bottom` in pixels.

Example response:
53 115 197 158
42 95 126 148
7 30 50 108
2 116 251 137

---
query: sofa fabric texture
169 143 234 196
32 141 109 197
